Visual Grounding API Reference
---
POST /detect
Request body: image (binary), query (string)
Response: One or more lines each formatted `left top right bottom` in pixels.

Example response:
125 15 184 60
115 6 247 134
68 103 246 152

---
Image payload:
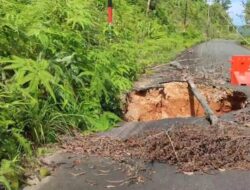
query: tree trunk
147 0 151 15
183 0 188 29
187 79 218 125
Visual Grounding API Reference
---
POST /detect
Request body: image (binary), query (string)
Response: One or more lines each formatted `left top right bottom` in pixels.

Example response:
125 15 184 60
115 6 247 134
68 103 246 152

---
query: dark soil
61 125 250 173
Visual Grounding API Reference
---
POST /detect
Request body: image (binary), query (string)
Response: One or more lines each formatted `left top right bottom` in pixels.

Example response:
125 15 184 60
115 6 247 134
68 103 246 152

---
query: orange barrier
231 56 250 86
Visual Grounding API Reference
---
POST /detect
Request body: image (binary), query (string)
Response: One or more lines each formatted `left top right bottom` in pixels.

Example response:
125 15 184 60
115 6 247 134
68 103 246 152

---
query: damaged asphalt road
24 40 250 190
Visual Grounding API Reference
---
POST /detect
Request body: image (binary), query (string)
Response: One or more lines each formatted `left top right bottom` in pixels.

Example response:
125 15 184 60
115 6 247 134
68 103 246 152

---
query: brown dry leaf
73 159 81 165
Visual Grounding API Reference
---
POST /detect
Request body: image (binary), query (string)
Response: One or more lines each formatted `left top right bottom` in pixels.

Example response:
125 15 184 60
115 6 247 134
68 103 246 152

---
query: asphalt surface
24 40 250 190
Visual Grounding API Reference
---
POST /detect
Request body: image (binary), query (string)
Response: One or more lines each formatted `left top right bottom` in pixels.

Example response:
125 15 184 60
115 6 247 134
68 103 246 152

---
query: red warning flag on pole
108 0 113 24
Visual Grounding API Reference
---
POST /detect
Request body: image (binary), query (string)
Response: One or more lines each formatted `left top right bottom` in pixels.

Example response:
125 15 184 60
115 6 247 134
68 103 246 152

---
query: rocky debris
61 125 250 173
234 110 250 125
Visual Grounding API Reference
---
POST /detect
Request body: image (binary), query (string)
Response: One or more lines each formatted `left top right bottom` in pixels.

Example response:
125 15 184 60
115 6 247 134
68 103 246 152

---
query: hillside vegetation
240 0 250 46
0 0 232 189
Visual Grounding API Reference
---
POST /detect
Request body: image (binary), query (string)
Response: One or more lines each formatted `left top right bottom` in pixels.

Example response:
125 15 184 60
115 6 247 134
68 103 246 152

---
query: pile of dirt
61 126 250 173
124 82 247 121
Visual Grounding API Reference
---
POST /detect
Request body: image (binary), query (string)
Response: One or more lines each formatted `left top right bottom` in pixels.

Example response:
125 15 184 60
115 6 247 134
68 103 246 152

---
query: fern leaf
12 131 32 156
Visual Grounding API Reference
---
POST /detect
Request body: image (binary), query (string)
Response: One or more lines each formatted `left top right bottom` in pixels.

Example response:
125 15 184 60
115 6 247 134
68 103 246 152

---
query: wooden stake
187 79 218 125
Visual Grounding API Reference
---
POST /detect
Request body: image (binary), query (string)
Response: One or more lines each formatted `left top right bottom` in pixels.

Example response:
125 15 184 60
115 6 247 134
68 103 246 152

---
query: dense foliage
244 0 250 23
214 0 231 10
239 0 250 45
0 0 232 189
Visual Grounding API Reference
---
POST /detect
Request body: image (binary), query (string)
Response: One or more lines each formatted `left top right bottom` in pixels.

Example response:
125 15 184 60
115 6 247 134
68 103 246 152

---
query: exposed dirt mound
62 126 250 173
124 82 247 121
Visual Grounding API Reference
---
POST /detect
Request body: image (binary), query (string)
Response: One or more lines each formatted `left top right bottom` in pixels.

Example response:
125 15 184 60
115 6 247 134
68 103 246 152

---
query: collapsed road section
124 82 247 122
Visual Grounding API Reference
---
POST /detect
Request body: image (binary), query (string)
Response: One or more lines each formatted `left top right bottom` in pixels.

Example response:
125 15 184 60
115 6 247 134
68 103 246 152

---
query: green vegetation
0 0 232 189
244 0 250 23
214 0 232 10
239 0 250 46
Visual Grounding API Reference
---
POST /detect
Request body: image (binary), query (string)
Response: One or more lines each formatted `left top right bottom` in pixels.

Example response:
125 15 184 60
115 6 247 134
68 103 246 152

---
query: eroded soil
125 82 247 121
